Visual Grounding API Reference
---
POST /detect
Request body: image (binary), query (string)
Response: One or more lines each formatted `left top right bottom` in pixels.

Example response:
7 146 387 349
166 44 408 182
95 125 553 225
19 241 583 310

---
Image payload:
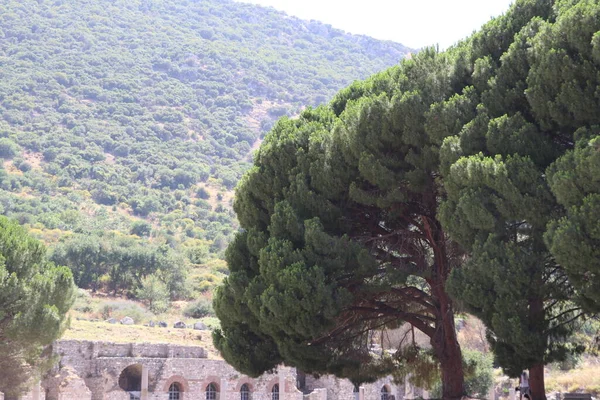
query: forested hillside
0 0 410 297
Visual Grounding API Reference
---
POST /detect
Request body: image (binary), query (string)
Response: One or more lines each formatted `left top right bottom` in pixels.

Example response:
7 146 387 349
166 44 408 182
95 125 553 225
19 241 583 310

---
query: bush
130 220 152 237
183 298 214 318
0 138 19 159
196 186 210 199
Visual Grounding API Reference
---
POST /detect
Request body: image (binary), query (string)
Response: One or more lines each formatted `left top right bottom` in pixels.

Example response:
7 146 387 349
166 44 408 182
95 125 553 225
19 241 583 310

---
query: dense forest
0 0 410 298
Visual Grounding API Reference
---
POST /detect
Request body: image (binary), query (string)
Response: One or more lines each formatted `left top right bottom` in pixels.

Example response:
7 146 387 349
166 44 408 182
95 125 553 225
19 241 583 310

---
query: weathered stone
193 322 207 330
173 321 186 329
44 365 92 400
105 318 117 324
158 321 168 327
147 320 156 327
29 339 418 400
120 316 134 325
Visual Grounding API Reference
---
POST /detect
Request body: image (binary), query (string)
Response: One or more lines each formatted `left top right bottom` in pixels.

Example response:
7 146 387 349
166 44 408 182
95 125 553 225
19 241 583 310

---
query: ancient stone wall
305 374 405 400
42 340 303 400
30 339 433 400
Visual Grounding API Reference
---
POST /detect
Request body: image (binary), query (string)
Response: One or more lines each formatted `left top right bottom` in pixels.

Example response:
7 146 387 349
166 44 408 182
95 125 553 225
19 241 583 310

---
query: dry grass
63 319 222 359
545 361 600 395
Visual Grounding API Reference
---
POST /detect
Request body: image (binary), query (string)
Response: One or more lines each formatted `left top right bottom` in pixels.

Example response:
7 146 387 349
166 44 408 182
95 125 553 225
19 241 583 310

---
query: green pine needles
0 217 76 396
214 1 600 399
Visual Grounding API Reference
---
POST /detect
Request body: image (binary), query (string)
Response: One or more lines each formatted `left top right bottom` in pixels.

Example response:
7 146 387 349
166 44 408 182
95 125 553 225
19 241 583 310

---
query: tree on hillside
0 216 75 396
51 234 189 299
439 1 599 398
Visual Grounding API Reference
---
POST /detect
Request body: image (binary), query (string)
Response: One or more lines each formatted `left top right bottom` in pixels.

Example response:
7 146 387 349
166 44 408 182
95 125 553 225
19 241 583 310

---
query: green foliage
50 233 189 299
0 138 19 159
0 0 409 278
136 274 170 314
0 216 75 396
130 220 152 237
214 51 471 397
184 298 215 319
545 133 600 312
434 0 599 392
431 349 494 398
215 1 600 398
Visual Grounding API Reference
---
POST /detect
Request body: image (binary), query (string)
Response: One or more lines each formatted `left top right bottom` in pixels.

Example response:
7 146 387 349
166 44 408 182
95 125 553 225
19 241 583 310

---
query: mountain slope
0 0 411 295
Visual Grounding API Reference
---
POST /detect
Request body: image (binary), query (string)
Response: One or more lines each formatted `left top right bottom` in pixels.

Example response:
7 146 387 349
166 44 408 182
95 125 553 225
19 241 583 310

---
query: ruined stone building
7 340 422 400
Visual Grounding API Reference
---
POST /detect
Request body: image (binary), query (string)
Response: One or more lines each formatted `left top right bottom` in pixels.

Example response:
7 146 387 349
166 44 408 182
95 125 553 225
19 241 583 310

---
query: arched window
169 383 181 400
206 383 218 400
240 383 250 400
381 386 389 400
271 384 279 400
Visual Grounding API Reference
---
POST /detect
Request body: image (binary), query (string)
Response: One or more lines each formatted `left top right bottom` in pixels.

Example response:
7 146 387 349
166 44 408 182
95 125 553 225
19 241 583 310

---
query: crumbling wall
305 375 406 400
43 366 91 400
41 339 426 400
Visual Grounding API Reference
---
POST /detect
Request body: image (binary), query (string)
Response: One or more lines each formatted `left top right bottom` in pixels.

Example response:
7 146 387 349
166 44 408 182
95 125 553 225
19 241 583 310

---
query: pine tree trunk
528 294 546 400
430 285 465 400
425 217 465 400
529 364 546 400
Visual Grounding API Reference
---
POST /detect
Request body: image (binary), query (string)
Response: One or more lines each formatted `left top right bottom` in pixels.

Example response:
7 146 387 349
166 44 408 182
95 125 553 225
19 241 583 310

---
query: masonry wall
43 340 303 400
305 374 406 400
37 340 431 400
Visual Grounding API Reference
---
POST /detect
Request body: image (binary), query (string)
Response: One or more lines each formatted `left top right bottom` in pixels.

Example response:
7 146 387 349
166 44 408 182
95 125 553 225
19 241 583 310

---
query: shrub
183 298 214 318
0 138 19 159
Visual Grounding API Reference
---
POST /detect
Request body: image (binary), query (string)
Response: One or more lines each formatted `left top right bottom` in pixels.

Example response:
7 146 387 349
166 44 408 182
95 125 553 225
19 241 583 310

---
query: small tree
136 274 169 314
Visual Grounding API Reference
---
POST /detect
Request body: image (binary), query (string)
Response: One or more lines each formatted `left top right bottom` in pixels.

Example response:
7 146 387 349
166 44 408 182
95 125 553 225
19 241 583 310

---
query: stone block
120 316 134 325
193 322 208 330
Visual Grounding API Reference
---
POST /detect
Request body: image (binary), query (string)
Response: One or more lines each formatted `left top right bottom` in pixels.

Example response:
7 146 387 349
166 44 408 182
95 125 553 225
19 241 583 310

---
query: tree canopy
0 216 75 396
214 1 600 399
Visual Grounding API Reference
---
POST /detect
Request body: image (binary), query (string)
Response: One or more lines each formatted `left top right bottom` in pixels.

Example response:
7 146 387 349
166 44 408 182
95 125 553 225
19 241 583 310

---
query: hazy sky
238 0 515 50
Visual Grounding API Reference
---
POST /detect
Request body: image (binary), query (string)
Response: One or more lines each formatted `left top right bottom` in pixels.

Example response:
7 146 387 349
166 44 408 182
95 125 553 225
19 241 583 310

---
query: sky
238 0 515 50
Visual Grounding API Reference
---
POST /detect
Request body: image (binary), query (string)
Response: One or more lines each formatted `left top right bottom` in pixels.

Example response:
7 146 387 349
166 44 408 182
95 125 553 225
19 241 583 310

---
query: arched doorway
119 364 142 399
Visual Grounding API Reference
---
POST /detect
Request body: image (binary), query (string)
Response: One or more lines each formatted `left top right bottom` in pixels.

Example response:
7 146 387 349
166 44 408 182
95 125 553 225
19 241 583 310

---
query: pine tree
439 1 600 398
0 217 76 396
213 2 600 400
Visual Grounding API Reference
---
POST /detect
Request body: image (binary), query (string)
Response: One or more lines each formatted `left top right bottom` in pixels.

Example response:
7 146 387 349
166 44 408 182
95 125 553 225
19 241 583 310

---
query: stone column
359 386 365 400
220 377 227 400
32 381 41 400
279 369 285 400
141 364 149 400
488 384 495 400
509 388 516 400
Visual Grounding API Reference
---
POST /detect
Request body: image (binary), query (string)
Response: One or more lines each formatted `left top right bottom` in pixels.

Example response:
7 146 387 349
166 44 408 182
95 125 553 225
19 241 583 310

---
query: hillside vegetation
0 0 410 298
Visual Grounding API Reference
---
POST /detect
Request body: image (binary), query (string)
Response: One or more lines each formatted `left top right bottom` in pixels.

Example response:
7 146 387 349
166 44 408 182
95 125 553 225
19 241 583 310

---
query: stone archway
119 364 143 397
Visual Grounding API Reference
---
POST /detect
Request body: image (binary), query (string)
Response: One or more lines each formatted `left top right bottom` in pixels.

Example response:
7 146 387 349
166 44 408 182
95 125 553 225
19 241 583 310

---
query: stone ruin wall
41 340 303 400
11 340 419 400
304 373 413 400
